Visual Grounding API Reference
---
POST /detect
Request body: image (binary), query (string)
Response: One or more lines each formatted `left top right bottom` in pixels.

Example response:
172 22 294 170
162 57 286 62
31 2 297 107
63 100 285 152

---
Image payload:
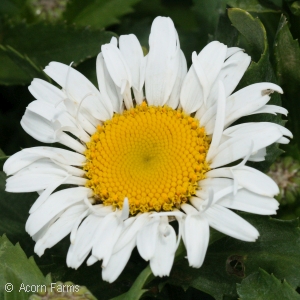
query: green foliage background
1 0 300 299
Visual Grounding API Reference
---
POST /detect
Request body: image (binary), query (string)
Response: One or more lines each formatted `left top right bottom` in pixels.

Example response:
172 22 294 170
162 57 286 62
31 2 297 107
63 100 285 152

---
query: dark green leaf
228 8 285 172
193 0 226 36
63 0 142 29
0 45 49 84
289 1 300 15
228 8 266 61
168 214 300 300
237 268 300 300
274 15 300 146
0 0 36 22
214 13 239 47
111 265 153 300
0 235 48 299
0 22 115 85
0 171 37 257
0 51 31 85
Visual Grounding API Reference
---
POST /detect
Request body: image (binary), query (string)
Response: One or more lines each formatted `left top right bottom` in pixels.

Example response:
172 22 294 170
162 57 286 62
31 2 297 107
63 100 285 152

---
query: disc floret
84 102 210 215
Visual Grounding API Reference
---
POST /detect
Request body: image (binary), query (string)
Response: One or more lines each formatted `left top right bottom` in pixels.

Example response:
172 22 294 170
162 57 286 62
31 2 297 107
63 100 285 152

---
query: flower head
4 16 292 282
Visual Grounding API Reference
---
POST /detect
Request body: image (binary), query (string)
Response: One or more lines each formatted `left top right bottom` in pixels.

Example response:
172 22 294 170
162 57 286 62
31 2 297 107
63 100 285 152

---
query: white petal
112 216 138 253
102 238 136 283
209 126 283 168
180 66 202 114
165 50 187 109
21 110 57 143
44 62 112 121
6 172 65 192
25 147 85 166
226 47 243 58
137 216 159 261
181 41 227 113
218 189 279 215
206 165 279 197
150 218 177 277
204 204 259 241
26 187 91 236
249 147 266 162
6 165 86 192
91 213 124 267
28 78 65 105
214 50 251 99
184 214 209 268
249 104 288 116
3 149 44 176
57 131 86 153
67 214 103 269
29 176 69 213
96 53 122 113
26 100 58 122
206 81 226 161
34 203 86 256
102 43 133 109
102 43 132 89
145 17 180 106
196 178 233 199
119 34 144 91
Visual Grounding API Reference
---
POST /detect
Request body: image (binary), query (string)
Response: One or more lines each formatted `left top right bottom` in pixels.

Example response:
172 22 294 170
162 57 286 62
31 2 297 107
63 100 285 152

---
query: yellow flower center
84 102 210 215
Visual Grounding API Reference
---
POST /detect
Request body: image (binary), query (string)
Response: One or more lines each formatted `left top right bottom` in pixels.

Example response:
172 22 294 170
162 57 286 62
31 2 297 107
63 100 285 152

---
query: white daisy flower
4 16 292 283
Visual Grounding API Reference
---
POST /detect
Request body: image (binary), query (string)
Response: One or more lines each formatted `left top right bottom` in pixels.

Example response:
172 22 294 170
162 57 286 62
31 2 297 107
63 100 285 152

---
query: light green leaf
4 268 27 300
0 235 48 299
274 15 300 146
63 0 142 29
167 214 300 300
237 268 300 299
226 0 280 13
0 22 115 85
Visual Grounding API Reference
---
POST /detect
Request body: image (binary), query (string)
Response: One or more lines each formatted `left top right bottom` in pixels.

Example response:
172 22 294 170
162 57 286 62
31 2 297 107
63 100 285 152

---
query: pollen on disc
84 102 211 215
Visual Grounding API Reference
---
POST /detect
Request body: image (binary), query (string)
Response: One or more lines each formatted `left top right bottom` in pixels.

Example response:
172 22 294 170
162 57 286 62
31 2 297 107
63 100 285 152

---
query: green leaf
237 268 300 299
4 268 27 300
193 0 226 36
0 149 8 160
0 51 31 85
167 214 300 300
63 0 142 29
0 172 36 250
228 8 266 61
214 13 239 47
274 15 300 146
0 0 36 22
0 235 48 299
0 22 115 85
228 8 285 172
226 0 280 13
0 45 49 84
289 1 300 15
111 265 153 300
